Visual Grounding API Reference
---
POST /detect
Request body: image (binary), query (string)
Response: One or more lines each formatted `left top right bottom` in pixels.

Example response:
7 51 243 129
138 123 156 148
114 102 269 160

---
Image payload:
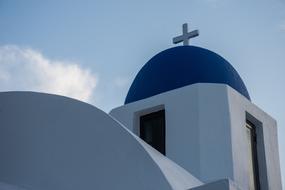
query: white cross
173 23 199 46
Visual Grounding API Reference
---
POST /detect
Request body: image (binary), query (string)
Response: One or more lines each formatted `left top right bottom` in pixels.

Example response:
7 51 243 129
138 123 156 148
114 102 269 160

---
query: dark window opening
140 110 165 155
246 120 261 190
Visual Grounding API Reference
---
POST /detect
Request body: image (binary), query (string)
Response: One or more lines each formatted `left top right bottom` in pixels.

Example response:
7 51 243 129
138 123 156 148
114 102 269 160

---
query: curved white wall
0 92 174 190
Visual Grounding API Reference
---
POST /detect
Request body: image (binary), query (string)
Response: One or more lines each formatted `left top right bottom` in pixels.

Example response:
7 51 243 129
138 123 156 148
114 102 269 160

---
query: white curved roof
0 92 202 190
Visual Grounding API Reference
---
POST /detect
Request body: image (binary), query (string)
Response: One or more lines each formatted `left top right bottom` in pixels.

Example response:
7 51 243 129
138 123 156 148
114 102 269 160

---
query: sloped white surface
111 117 203 190
0 92 173 190
136 137 202 189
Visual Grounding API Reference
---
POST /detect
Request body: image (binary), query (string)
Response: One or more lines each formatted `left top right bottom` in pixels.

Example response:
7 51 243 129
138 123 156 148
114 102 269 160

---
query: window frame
246 119 261 190
139 109 166 155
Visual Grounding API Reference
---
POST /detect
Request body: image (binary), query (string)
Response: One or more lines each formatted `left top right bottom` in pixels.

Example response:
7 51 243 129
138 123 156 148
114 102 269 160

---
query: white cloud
0 45 98 102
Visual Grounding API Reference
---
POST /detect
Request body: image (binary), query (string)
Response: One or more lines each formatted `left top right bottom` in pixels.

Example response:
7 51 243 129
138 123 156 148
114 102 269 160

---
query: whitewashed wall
227 87 282 190
0 91 201 190
110 83 282 190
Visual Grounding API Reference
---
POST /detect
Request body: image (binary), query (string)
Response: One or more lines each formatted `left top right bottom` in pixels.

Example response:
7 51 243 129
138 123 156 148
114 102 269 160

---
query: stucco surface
111 84 235 183
0 91 193 190
111 83 282 189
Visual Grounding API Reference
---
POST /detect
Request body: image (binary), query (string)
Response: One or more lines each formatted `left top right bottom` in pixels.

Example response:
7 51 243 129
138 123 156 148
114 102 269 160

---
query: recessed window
246 120 261 190
140 110 165 155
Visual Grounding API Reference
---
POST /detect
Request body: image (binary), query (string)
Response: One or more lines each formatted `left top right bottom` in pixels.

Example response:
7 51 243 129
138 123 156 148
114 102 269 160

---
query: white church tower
110 24 282 190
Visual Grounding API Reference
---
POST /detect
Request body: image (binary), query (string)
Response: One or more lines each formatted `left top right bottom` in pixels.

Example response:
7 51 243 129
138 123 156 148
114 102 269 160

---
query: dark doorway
246 120 261 190
140 110 165 155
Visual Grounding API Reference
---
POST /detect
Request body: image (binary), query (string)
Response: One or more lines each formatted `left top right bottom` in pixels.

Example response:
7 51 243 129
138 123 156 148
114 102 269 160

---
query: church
0 24 282 190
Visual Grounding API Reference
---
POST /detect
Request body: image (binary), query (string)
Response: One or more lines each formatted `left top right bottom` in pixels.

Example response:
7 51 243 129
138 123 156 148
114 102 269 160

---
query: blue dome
125 46 250 104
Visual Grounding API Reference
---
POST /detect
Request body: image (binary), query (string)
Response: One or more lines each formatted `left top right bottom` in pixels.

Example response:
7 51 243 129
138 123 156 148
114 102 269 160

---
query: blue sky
0 0 285 186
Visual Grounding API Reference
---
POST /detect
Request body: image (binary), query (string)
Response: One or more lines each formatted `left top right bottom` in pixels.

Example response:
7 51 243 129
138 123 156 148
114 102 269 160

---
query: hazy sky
0 0 285 187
